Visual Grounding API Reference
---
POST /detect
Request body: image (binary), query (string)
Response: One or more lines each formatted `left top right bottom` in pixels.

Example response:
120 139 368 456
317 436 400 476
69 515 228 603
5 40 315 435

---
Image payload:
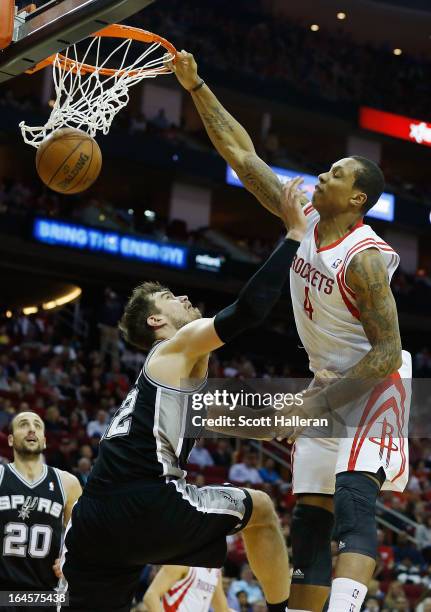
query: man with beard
60 180 307 612
0 411 81 610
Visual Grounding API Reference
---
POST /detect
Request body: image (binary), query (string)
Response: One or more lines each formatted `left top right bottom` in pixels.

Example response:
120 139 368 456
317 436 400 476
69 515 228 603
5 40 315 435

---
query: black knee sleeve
333 471 380 560
291 504 334 587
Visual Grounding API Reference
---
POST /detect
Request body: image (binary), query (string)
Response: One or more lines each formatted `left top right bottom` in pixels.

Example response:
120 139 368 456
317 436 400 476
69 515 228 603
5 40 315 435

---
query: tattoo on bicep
347 251 402 377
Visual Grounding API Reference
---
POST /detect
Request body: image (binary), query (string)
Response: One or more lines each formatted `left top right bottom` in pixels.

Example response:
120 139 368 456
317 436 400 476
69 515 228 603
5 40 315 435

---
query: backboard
0 0 156 83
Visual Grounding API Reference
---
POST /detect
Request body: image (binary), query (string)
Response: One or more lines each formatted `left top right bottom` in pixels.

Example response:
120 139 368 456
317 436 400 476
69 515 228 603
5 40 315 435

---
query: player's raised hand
166 50 201 91
281 177 307 242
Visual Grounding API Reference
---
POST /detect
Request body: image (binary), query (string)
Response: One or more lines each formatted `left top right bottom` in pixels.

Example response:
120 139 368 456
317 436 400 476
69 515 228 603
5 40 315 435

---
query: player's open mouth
315 185 323 193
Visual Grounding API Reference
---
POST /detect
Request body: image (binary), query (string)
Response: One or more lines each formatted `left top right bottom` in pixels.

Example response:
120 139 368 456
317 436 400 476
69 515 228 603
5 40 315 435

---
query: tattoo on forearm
199 105 235 141
239 154 283 216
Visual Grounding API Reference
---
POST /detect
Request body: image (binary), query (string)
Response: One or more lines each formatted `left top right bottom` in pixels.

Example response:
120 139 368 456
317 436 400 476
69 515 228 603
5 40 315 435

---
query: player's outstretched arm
165 179 306 360
169 51 291 219
143 566 188 612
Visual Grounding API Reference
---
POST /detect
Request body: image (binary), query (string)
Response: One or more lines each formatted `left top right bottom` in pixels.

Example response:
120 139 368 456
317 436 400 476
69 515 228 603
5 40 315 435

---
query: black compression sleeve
214 238 299 343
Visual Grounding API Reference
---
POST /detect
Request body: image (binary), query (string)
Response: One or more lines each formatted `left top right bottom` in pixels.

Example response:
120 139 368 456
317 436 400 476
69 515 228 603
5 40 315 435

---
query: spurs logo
369 418 399 467
18 496 39 520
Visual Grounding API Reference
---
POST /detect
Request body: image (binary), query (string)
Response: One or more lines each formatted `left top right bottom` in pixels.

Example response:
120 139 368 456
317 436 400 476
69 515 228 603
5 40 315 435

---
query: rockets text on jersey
162 567 221 612
290 203 399 374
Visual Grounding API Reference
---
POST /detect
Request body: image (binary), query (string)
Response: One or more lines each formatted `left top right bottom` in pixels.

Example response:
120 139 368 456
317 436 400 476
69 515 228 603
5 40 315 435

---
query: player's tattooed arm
345 248 402 377
168 50 284 217
318 248 402 412
193 91 285 218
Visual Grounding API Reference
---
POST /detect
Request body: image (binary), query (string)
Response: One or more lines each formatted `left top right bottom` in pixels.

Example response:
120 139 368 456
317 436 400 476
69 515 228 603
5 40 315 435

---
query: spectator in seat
394 533 424 566
417 516 431 562
99 288 123 364
211 438 233 467
79 444 94 462
363 597 380 612
235 591 251 612
378 528 395 571
0 398 14 430
384 581 407 609
89 433 101 458
188 438 214 469
86 409 109 438
228 564 263 606
44 405 66 432
259 457 283 486
50 437 79 472
76 457 92 488
395 556 422 584
228 451 263 485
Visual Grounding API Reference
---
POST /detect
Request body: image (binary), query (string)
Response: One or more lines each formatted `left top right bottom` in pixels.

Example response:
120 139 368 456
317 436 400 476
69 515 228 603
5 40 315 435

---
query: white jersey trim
53 467 67 506
8 463 48 489
153 387 168 477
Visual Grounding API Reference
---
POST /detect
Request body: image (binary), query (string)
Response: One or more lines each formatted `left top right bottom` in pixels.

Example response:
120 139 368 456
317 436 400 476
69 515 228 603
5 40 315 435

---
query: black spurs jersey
89 340 207 487
0 463 65 590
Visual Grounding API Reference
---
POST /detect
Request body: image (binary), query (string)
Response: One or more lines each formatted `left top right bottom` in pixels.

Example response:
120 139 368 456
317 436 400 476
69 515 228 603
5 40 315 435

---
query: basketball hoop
20 24 177 148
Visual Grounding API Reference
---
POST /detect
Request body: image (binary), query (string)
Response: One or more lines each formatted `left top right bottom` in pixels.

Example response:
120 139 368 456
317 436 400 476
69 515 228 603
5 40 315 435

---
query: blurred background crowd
2 0 431 610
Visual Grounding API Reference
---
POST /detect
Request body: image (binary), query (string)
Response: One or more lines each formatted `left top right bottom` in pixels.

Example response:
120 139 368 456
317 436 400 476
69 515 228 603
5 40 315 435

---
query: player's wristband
190 79 205 92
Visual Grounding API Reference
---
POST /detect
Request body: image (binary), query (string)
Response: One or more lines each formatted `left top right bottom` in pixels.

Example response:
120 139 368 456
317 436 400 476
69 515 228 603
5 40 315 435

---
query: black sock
266 599 289 612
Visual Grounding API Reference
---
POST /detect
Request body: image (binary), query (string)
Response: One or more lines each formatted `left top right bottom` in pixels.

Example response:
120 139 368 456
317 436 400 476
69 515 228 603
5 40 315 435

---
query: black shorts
61 478 252 611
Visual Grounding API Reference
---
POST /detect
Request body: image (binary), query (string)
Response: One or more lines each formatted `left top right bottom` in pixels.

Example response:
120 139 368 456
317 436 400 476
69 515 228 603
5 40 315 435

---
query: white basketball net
20 33 175 148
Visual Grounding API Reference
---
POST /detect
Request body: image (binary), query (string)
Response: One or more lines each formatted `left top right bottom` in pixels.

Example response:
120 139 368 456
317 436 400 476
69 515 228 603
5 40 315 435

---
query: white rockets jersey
290 203 400 374
162 567 221 612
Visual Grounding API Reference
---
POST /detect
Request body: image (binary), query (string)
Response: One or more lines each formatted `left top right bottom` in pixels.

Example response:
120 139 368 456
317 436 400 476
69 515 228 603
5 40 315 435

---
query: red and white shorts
291 350 411 494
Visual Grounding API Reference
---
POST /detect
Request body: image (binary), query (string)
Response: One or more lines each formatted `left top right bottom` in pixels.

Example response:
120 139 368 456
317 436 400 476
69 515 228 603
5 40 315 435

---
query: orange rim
25 24 177 76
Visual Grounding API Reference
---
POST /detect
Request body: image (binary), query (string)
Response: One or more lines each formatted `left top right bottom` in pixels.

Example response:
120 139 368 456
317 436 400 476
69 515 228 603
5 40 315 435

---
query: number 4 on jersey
303 286 314 320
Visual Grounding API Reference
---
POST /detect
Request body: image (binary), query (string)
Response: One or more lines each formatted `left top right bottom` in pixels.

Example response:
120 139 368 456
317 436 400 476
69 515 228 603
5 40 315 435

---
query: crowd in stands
3 0 431 207
139 0 431 121
0 287 431 608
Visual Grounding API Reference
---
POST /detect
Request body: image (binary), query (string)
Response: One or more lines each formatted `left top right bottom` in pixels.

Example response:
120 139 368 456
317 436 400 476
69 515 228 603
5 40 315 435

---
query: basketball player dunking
169 52 412 612
142 565 229 612
60 181 308 611
0 412 82 612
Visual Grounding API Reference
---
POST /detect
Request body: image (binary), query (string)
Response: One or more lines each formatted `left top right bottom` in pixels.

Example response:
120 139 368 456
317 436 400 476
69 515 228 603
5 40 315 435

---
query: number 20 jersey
0 463 64 590
290 204 400 374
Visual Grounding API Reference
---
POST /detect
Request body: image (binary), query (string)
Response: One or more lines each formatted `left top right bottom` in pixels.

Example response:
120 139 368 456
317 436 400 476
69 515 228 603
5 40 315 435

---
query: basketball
35 128 102 194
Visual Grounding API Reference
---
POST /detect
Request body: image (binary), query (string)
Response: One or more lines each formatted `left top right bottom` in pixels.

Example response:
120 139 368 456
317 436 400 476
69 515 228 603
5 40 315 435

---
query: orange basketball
36 128 102 194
